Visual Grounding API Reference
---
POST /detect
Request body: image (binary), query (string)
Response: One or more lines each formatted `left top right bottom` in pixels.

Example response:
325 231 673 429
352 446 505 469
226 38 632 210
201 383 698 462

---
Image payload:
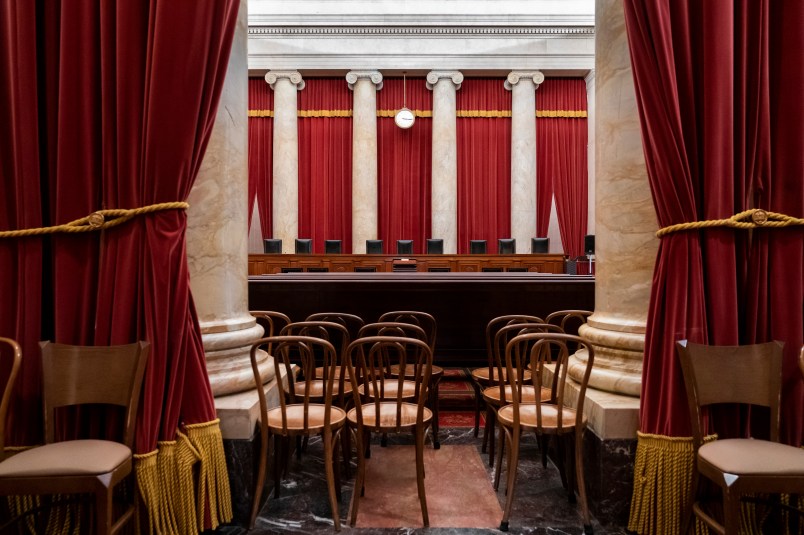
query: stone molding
426 71 464 91
249 26 594 37
504 70 545 91
264 70 305 90
346 70 384 90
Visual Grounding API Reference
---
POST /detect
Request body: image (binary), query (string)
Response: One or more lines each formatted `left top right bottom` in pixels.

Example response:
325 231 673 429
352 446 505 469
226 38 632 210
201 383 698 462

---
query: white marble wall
427 71 463 254
506 71 544 253
187 0 268 397
347 71 383 253
266 70 304 254
570 0 659 397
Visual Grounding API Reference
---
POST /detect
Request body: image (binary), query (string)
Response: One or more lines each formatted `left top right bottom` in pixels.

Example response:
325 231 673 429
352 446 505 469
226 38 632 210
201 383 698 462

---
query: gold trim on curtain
248 109 588 118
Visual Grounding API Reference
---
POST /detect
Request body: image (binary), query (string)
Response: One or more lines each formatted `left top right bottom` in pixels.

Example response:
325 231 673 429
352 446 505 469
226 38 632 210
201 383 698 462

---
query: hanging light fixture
394 72 415 129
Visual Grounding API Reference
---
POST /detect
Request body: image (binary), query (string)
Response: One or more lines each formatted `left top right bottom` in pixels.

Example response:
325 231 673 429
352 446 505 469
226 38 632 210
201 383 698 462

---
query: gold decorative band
656 208 804 238
0 201 190 239
248 109 587 118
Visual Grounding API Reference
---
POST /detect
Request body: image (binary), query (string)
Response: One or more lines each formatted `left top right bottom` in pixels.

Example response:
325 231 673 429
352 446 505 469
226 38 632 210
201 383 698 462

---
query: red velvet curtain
248 78 273 237
297 78 353 253
377 78 432 254
0 0 238 529
457 78 512 254
536 79 588 257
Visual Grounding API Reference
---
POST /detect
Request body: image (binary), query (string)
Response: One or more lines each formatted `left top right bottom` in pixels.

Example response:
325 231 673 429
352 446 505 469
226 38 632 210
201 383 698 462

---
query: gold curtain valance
248 109 588 119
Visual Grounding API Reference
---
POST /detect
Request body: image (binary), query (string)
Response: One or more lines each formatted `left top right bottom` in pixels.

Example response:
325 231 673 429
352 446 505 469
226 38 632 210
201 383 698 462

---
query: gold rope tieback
0 202 189 239
656 208 804 238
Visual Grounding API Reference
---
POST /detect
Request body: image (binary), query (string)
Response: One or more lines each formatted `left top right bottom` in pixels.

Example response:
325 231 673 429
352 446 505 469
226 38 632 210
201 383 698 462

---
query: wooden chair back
676 340 784 446
306 312 365 340
0 338 22 461
280 321 351 404
491 323 563 404
377 311 437 352
39 341 149 447
484 315 545 382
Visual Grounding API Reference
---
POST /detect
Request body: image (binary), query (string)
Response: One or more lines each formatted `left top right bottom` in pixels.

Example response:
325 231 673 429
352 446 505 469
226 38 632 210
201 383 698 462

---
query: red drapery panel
536 79 589 257
456 78 511 254
0 1 239 530
248 78 273 237
377 77 432 254
297 78 353 253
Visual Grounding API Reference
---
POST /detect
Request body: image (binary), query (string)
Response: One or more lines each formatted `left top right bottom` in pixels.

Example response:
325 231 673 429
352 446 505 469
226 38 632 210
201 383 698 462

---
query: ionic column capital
346 70 383 90
426 70 463 90
265 70 305 90
504 71 545 91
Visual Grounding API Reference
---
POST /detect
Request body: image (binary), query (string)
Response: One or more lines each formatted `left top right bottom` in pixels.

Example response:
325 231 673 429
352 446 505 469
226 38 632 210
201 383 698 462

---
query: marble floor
214 427 631 535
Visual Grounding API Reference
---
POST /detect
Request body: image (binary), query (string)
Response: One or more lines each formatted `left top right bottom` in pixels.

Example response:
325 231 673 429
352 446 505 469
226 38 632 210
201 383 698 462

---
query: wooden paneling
248 253 566 276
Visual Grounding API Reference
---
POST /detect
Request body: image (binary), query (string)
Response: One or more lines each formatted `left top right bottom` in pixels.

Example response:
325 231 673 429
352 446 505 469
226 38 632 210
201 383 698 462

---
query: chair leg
95 488 113 535
540 434 549 468
414 427 430 527
341 421 352 478
487 407 497 466
274 435 284 499
349 427 366 527
574 428 592 534
494 426 510 491
499 425 521 532
722 487 741 535
250 427 271 528
430 377 441 449
323 431 341 531
333 431 343 503
472 382 482 438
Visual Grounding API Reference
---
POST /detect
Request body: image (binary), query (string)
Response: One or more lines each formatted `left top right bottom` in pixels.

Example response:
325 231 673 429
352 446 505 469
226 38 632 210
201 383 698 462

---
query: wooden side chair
0 338 22 462
0 341 149 535
677 340 804 535
377 311 444 448
345 335 433 527
248 335 346 530
496 333 594 534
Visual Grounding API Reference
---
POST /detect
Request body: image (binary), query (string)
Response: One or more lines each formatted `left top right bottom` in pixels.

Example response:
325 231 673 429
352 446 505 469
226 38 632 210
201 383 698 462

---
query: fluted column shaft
187 0 267 396
266 70 304 254
347 71 383 253
569 0 659 396
427 71 463 254
506 71 544 253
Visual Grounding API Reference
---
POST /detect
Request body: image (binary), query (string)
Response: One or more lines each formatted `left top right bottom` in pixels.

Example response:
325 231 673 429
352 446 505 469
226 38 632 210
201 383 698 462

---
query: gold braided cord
185 418 233 530
175 431 202 534
656 208 804 238
248 108 588 119
135 449 175 535
0 202 189 239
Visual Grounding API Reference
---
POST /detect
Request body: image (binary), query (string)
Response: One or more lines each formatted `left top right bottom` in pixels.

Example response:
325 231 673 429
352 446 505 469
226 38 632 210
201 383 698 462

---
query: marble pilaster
426 71 463 254
347 70 383 254
585 69 596 235
266 70 304 254
187 0 268 397
569 0 658 397
505 71 544 253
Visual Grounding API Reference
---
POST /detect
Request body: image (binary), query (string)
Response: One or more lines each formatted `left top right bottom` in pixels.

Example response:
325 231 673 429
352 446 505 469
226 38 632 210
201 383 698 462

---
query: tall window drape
377 78 432 254
536 79 588 257
457 78 512 254
0 2 238 532
624 1 804 533
248 78 273 237
297 78 353 253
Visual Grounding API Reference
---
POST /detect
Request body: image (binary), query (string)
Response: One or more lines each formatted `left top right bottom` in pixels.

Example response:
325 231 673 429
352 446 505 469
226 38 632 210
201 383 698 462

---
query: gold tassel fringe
174 432 201 534
184 418 233 531
134 449 176 534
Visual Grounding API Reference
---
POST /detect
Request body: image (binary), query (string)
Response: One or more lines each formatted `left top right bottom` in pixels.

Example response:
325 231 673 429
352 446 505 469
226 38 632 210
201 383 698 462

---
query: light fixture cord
403 73 407 108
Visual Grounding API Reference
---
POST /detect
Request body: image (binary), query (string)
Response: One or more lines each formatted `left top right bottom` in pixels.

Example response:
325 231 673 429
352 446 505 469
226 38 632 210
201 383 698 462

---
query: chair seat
698 438 804 476
0 440 130 477
358 379 418 399
314 365 346 380
482 384 551 406
347 402 433 430
497 403 582 431
286 379 352 398
389 363 443 380
471 367 531 385
267 404 347 432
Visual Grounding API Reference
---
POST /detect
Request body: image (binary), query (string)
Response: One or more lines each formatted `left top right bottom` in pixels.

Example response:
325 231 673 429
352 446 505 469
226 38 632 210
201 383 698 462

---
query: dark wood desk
248 272 594 366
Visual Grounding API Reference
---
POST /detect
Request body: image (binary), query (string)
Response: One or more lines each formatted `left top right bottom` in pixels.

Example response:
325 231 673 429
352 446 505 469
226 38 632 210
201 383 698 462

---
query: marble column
347 71 383 254
569 0 659 397
266 70 304 254
426 71 463 254
186 0 268 397
505 71 544 253
585 70 596 235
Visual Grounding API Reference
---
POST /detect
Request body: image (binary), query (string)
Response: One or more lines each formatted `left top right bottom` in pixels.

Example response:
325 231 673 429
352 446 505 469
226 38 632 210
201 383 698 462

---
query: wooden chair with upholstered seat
496 333 594 534
677 340 804 535
248 335 346 530
0 338 22 461
0 341 149 535
345 335 433 527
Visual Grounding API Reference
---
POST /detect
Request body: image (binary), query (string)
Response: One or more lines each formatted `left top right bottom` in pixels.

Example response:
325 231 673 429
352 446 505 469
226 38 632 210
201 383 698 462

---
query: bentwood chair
496 333 594 534
677 340 804 535
0 338 22 461
249 335 346 531
470 315 545 440
0 341 149 535
345 336 433 527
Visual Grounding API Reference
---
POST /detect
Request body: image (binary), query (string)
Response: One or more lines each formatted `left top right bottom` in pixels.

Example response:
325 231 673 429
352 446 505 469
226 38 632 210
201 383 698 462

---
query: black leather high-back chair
366 240 384 254
324 240 342 254
426 239 443 254
531 237 549 253
584 235 595 256
295 238 313 254
470 240 487 254
263 239 282 254
396 240 413 255
498 239 516 254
